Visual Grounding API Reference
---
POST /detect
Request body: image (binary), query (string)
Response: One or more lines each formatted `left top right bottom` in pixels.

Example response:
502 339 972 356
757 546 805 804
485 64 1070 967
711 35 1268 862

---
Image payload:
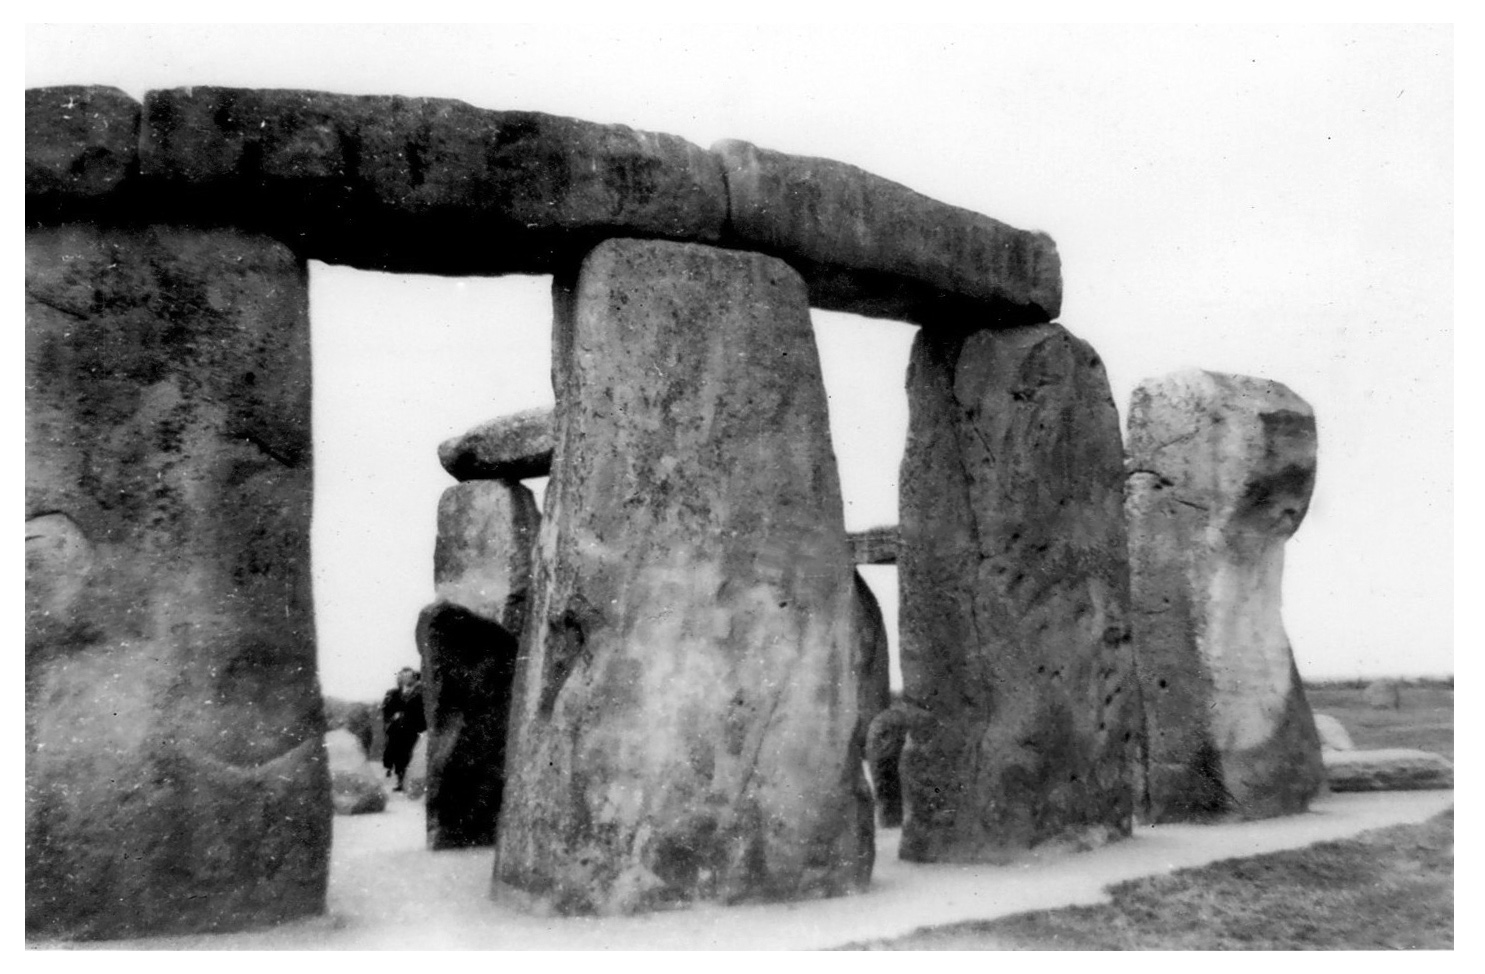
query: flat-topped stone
1323 749 1453 792
26 86 140 218
439 408 555 482
136 87 729 275
713 139 1061 326
848 526 899 565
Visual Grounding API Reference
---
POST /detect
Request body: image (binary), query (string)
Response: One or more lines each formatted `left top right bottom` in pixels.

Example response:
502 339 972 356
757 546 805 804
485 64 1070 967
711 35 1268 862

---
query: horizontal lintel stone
26 86 141 219
848 526 899 565
439 408 554 481
713 139 1061 326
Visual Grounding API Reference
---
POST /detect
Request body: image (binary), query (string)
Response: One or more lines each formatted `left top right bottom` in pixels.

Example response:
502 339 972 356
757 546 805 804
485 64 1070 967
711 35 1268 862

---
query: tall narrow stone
434 479 540 631
418 601 521 849
853 572 899 827
25 224 328 939
494 238 873 915
897 322 1135 862
1126 370 1324 822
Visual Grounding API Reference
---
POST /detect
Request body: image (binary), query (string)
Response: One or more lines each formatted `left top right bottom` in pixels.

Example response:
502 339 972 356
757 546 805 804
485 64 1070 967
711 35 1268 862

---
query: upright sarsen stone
494 238 873 915
1126 370 1324 822
898 322 1135 862
434 479 540 631
853 572 898 827
25 225 329 939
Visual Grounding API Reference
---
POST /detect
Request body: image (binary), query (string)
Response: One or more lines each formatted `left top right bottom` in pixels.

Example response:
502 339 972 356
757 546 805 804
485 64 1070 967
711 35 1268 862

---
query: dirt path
51 787 1452 950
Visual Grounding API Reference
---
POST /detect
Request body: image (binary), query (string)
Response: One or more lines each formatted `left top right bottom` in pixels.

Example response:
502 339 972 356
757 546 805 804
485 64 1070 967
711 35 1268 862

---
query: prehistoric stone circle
897 322 1137 862
28 80 1357 934
25 223 329 939
1125 370 1325 822
493 238 874 914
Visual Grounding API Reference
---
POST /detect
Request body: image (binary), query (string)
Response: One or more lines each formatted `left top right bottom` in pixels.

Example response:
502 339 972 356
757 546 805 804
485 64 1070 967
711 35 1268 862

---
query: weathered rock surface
25 224 329 939
138 87 727 276
26 86 140 218
494 238 874 915
853 572 898 827
1364 679 1403 710
439 408 555 481
418 601 522 849
896 322 1135 862
713 139 1060 326
1126 370 1325 822
1323 749 1453 792
848 525 899 565
434 480 541 628
1313 713 1355 752
326 729 388 815
324 697 379 758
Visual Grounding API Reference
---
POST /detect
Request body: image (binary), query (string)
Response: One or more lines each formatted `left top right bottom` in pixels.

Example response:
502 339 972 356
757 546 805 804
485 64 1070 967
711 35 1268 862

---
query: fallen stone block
418 601 521 849
26 224 327 939
713 139 1061 326
438 408 555 482
325 729 387 815
495 238 874 915
1126 370 1325 822
897 322 1136 862
1323 749 1453 792
434 479 540 629
848 525 899 565
26 86 140 217
138 87 728 276
1313 713 1355 752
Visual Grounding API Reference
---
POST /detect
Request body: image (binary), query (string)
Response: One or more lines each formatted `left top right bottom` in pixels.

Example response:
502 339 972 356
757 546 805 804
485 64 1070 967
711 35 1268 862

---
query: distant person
382 667 427 792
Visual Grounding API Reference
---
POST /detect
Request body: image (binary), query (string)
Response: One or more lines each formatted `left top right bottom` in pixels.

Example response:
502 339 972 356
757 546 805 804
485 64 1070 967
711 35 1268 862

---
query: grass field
849 683 1453 950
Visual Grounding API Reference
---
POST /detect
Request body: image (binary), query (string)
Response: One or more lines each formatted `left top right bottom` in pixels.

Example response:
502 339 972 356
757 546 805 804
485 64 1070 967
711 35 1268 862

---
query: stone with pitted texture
439 408 555 482
418 601 521 849
25 223 329 940
897 322 1136 862
137 87 728 276
434 480 540 629
494 238 873 915
713 139 1061 326
26 86 140 218
1126 370 1325 823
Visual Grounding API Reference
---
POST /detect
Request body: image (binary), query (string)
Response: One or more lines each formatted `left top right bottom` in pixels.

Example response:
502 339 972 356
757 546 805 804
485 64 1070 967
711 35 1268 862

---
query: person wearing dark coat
382 667 427 792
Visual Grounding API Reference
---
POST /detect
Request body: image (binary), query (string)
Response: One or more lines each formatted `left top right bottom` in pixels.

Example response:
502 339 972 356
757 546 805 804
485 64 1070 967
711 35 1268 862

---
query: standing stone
434 480 541 631
25 224 329 939
494 238 873 915
1363 679 1404 710
897 322 1136 863
1126 370 1325 822
418 601 522 849
854 572 899 827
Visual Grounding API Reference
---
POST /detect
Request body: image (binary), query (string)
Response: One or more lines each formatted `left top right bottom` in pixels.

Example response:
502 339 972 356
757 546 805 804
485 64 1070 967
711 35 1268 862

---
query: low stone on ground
1324 749 1452 792
1313 714 1355 752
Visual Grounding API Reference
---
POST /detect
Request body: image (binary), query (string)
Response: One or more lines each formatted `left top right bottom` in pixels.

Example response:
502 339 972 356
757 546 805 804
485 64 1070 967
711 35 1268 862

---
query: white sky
24 23 1454 701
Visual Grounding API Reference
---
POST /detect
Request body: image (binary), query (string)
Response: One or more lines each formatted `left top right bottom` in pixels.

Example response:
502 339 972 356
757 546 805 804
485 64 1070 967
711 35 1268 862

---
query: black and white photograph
22 19 1457 951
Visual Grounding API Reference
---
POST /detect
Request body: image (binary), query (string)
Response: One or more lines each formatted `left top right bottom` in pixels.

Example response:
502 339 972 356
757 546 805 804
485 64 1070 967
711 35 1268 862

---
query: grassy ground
846 809 1453 950
847 682 1453 950
1305 684 1454 759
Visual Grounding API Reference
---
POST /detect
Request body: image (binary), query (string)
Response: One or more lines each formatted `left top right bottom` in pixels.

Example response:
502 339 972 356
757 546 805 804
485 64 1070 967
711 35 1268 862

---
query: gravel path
50 788 1453 950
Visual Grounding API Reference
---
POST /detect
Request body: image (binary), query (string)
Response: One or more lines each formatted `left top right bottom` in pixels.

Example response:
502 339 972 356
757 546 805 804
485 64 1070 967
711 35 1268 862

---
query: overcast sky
25 23 1453 701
